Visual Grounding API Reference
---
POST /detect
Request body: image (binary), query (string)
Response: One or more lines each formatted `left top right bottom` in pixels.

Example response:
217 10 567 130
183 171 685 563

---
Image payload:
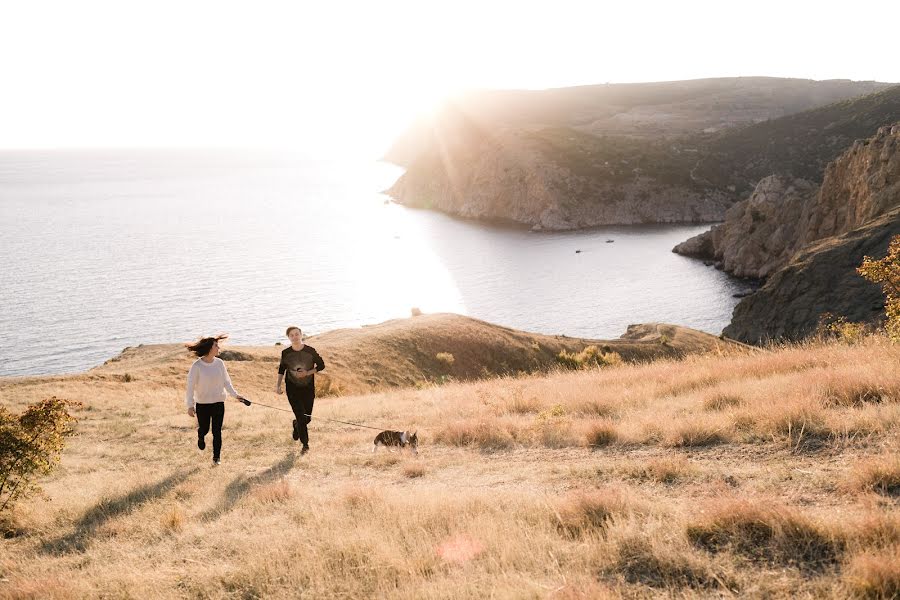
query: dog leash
239 398 389 431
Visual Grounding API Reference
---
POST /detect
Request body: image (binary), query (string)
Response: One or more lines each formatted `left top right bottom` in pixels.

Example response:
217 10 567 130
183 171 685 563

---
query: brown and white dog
372 430 418 455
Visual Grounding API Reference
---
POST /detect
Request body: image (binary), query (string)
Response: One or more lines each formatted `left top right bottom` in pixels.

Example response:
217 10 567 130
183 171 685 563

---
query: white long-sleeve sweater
185 357 239 409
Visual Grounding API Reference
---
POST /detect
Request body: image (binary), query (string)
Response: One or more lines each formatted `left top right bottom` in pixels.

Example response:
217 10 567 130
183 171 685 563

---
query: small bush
585 421 619 448
664 422 728 448
161 505 185 532
555 489 630 536
502 395 542 415
857 235 900 341
250 479 294 504
628 456 694 484
820 381 896 407
765 402 830 448
557 346 622 370
434 419 516 451
686 500 842 570
816 314 871 344
435 352 455 365
703 393 743 411
849 456 900 497
402 462 426 478
613 535 721 589
533 420 578 449
0 397 80 513
573 399 618 418
843 547 900 599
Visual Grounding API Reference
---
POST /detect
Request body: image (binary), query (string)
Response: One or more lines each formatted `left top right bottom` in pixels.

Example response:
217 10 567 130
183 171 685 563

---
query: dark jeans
196 402 224 460
286 384 315 445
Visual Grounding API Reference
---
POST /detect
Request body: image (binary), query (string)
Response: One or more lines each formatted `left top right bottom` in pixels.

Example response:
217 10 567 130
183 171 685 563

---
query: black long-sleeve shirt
278 344 325 388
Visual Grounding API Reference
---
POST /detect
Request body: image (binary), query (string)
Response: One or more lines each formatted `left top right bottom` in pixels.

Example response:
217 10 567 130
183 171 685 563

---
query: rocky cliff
681 124 900 343
723 207 900 343
387 129 731 230
386 82 900 230
674 124 900 279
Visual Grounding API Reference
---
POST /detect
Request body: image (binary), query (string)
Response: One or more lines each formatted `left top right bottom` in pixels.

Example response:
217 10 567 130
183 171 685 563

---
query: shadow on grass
200 451 297 522
41 468 197 554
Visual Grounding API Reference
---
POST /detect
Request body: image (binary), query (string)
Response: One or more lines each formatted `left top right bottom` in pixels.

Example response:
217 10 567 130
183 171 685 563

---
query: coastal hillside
676 124 900 343
385 80 899 230
387 78 891 164
2 332 897 598
85 313 737 397
694 85 900 195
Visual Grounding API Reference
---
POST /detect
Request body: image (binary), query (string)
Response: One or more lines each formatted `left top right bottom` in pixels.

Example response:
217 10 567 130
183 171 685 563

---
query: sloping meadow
0 336 898 598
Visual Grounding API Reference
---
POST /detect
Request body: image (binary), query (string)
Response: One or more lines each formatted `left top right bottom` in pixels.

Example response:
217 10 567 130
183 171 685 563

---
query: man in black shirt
276 326 325 454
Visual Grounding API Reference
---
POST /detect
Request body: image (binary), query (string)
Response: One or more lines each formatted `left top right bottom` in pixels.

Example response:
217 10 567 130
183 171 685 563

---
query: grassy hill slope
82 314 736 396
0 333 897 598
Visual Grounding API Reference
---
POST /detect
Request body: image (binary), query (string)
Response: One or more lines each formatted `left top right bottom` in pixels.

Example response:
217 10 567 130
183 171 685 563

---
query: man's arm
312 348 325 373
276 355 286 394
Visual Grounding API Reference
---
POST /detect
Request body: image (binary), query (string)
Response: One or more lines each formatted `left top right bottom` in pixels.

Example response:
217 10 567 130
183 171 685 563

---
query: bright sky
1 0 898 155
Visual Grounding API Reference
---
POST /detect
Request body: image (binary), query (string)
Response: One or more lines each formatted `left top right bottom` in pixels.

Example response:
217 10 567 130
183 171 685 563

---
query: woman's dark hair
186 334 228 357
286 326 301 337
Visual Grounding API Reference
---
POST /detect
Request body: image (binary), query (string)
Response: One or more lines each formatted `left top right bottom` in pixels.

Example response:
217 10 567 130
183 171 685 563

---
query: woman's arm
221 361 241 399
186 363 198 415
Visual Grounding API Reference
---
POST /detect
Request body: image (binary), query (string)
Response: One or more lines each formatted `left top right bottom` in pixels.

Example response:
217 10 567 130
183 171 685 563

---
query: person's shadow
199 451 297 522
41 468 197 554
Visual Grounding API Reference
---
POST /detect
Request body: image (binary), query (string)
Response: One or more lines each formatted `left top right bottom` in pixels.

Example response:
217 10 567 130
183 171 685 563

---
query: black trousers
286 384 315 445
196 402 224 459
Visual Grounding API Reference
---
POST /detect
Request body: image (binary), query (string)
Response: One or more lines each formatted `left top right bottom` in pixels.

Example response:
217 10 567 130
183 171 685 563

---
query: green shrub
0 397 80 513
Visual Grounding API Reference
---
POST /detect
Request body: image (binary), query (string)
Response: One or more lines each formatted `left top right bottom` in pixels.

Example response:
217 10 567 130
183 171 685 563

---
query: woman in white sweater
185 334 245 465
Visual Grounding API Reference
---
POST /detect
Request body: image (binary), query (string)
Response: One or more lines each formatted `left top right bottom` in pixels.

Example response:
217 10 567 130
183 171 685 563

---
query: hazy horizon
2 0 899 155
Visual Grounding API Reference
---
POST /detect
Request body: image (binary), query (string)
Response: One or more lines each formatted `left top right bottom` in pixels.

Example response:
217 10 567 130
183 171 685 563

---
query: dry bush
612 535 723 590
627 456 694 484
572 398 619 418
434 419 516 451
664 420 729 448
341 485 381 512
531 419 578 449
250 479 294 504
554 488 631 536
820 379 899 408
160 505 185 532
703 392 744 411
847 512 900 551
500 394 542 415
401 462 426 478
758 401 831 448
686 499 843 570
557 346 623 370
848 455 900 497
584 420 619 448
435 352 455 365
364 452 403 468
842 546 900 599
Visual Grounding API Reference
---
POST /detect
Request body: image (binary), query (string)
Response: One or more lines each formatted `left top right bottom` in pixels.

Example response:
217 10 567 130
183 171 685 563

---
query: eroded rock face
675 124 900 280
712 124 900 343
723 208 900 343
387 134 731 229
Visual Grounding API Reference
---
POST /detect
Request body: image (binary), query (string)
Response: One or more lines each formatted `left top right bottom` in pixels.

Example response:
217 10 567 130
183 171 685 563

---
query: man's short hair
286 326 301 337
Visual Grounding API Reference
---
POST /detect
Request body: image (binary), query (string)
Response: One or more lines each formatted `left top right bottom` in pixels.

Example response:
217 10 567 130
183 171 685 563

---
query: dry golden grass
843 546 900 599
584 419 619 448
848 455 900 497
0 333 897 597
